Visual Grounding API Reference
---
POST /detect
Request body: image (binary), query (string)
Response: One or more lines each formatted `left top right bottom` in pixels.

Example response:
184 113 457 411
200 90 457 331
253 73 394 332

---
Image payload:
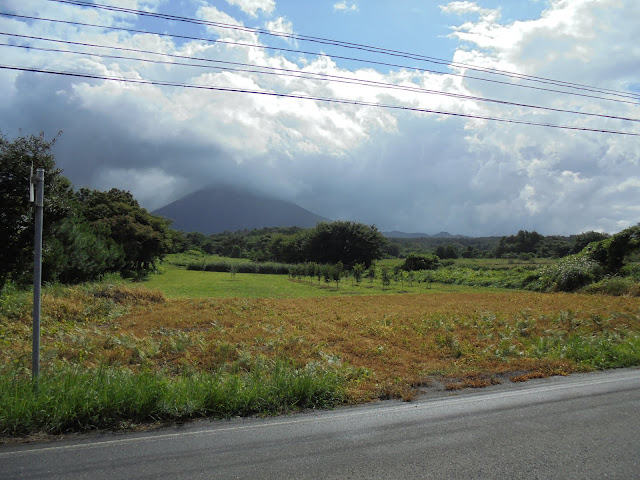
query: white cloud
265 16 293 34
1 0 639 234
333 1 359 13
440 1 494 16
225 0 276 18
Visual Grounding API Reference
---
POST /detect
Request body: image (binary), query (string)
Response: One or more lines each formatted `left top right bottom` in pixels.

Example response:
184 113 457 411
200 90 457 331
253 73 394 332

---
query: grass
0 360 345 436
147 263 492 299
3 259 640 438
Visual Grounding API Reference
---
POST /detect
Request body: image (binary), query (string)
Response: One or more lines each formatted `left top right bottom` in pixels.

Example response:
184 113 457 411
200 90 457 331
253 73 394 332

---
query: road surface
2 368 639 479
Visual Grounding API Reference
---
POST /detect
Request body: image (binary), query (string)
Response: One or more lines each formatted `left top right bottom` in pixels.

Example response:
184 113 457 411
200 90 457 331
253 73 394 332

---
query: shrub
401 253 440 271
580 277 640 296
187 261 292 275
539 255 603 292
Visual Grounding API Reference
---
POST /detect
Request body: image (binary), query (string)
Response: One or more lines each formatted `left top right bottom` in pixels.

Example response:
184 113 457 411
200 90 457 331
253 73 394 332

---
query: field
2 256 640 437
146 263 497 298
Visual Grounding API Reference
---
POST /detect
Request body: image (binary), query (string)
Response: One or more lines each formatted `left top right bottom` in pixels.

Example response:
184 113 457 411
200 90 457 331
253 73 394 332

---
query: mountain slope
153 185 330 234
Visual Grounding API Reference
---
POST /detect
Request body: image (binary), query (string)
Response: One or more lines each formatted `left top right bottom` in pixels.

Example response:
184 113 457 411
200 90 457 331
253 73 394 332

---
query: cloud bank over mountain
1 0 638 235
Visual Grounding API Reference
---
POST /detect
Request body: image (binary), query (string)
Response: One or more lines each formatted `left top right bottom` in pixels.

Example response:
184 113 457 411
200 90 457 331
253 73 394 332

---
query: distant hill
432 231 470 239
383 231 470 239
153 185 330 234
383 231 432 238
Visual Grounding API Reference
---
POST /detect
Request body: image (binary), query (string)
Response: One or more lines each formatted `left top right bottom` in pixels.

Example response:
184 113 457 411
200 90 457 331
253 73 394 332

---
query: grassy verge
0 360 345 437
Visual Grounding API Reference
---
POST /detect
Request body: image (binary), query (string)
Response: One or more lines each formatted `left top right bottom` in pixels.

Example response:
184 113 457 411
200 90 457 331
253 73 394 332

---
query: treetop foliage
302 221 387 268
0 132 173 289
0 132 75 289
582 224 640 273
401 253 440 271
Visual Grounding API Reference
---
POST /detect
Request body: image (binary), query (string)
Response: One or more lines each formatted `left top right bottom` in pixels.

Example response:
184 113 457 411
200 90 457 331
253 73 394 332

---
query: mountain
153 185 330 234
383 231 470 239
431 231 470 239
383 231 432 238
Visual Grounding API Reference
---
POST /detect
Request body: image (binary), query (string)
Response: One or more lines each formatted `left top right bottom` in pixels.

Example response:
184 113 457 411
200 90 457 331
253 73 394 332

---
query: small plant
366 266 376 284
352 263 365 285
380 267 391 290
229 263 239 278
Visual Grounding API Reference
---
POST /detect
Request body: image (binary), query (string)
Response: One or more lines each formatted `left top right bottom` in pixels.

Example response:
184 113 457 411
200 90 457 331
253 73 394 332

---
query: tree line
1 132 388 290
1 131 632 292
172 221 387 267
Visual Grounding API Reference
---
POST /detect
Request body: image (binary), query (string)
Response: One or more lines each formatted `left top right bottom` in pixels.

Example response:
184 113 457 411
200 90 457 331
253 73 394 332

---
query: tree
401 253 440 271
0 132 75 290
302 221 387 267
435 244 458 259
76 188 172 276
352 263 365 284
332 261 344 290
571 231 610 254
494 230 543 258
582 224 640 273
366 266 376 284
44 217 124 283
380 266 391 290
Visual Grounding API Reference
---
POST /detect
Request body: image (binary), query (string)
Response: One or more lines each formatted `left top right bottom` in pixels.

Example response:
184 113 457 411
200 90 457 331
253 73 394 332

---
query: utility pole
32 168 45 382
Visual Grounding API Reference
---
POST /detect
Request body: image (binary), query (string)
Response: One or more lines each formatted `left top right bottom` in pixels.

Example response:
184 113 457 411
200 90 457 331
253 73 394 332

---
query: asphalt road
2 368 639 479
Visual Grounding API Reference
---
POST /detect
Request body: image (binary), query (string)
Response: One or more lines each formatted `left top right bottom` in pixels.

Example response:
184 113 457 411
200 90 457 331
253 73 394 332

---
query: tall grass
533 333 640 369
0 360 345 437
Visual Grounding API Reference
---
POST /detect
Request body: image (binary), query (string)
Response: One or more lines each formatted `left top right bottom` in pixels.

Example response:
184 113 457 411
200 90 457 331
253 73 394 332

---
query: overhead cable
2 12 638 107
47 0 640 101
3 35 639 124
1 64 638 136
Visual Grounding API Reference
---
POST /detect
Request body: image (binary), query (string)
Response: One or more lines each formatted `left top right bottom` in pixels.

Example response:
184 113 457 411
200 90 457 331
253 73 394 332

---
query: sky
1 0 639 236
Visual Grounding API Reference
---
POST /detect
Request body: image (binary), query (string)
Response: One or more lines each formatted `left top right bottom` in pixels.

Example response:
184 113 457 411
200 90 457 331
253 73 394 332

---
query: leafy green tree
352 263 365 284
435 244 458 259
322 264 332 284
380 266 391 290
582 224 640 273
392 265 403 286
494 230 543 258
461 246 477 259
44 217 125 283
366 266 376 284
76 188 172 276
302 221 387 267
332 261 344 290
0 132 76 290
571 231 610 254
401 253 440 271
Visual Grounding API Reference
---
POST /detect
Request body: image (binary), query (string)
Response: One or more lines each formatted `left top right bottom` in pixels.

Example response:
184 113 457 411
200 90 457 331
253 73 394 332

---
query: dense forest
171 226 610 263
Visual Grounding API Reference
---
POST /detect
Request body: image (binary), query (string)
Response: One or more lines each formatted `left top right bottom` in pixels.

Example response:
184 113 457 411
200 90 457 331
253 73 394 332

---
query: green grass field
147 263 500 298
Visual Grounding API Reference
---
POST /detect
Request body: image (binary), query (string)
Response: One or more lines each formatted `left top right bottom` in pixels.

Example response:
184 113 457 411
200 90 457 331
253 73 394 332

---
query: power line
47 0 640 102
3 34 640 125
2 64 638 136
2 12 639 107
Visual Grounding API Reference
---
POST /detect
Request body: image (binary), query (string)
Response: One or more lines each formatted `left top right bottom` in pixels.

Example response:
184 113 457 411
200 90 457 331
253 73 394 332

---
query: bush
580 277 640 296
539 255 603 292
401 253 440 271
187 261 292 275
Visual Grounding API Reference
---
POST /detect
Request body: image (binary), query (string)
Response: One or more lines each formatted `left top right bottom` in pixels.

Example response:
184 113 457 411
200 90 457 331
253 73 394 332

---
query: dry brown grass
5 288 638 402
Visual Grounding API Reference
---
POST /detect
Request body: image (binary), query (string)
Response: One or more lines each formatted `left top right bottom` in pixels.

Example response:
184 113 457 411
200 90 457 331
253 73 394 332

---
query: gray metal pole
32 168 45 382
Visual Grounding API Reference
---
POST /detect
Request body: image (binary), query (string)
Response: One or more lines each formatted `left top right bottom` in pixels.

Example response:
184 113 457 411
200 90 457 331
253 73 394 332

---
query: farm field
108 288 640 395
2 256 640 437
